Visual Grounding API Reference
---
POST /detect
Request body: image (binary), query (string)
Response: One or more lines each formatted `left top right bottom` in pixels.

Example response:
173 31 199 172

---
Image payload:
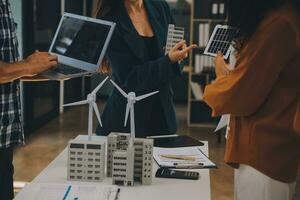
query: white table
15 135 211 200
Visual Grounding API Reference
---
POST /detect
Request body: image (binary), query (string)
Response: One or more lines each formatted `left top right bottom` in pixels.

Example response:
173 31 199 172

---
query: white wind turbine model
64 77 109 141
110 80 159 147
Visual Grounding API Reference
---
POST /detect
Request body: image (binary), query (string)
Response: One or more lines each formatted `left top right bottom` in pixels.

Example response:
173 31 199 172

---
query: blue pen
62 185 72 200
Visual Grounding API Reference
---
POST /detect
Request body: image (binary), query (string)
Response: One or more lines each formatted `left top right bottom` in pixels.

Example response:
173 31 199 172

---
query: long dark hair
94 0 120 73
227 0 300 50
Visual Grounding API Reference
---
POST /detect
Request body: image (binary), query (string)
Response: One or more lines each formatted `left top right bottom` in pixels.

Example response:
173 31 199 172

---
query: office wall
10 0 23 59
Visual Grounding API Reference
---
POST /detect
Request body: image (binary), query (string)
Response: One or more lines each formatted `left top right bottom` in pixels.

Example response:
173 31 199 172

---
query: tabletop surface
14 135 211 200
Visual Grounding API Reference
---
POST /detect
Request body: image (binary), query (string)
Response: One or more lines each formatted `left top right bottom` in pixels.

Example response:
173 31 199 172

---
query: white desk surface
15 135 211 200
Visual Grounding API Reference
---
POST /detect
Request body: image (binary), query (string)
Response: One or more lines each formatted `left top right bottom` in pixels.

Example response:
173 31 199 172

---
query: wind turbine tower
65 77 109 182
108 80 157 186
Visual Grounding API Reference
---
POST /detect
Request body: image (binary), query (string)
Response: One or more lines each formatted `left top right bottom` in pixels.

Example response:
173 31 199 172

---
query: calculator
155 168 199 180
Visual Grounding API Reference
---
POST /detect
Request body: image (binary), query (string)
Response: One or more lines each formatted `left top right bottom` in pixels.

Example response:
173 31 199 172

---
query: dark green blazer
96 0 184 137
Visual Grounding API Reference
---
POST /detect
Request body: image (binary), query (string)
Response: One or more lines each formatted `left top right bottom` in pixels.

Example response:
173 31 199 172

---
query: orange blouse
203 4 300 183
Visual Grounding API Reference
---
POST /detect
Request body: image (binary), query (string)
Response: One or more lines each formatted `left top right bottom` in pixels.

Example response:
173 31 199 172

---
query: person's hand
25 51 58 76
215 52 231 77
168 40 197 63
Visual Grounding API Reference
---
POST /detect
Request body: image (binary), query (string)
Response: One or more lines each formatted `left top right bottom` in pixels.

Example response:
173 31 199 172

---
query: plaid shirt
0 0 24 149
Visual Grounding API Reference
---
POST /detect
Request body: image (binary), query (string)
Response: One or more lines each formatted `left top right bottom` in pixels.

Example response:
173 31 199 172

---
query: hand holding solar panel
204 25 238 59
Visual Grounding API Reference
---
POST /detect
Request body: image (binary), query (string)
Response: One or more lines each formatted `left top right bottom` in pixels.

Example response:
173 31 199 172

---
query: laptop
42 13 116 80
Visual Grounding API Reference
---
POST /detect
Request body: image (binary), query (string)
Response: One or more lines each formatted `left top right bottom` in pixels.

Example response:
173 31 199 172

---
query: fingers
34 52 57 61
48 55 58 61
175 44 197 60
169 42 197 63
215 51 224 60
173 40 186 50
180 44 197 54
49 61 58 67
217 51 224 57
34 51 52 56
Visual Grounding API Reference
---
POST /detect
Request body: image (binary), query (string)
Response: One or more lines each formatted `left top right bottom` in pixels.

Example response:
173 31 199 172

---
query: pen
160 154 196 161
173 162 204 169
62 185 72 200
146 134 178 139
114 188 121 200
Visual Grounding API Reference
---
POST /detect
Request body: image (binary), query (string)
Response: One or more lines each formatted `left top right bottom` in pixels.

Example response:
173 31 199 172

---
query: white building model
165 24 185 55
108 80 158 186
68 137 105 182
65 77 109 182
107 132 153 185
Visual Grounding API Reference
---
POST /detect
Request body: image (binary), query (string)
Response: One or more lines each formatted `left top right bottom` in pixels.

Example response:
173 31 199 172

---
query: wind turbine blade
124 103 130 127
92 76 109 95
110 80 127 97
64 100 88 107
93 102 102 127
135 91 159 101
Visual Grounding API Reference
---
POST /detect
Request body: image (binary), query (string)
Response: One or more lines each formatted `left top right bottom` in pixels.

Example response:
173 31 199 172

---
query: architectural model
68 138 105 182
65 77 109 182
107 132 154 185
165 24 185 55
107 133 130 177
112 146 135 186
108 80 157 186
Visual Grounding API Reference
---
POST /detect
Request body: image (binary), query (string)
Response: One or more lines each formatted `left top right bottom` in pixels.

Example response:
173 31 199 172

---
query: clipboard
152 135 204 148
153 146 217 169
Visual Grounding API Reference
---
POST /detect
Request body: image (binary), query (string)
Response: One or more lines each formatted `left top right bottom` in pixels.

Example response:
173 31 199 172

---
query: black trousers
0 147 14 200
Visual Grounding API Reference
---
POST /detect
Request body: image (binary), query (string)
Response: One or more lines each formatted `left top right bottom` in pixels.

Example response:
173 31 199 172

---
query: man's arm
0 52 57 84
21 74 50 82
0 61 35 83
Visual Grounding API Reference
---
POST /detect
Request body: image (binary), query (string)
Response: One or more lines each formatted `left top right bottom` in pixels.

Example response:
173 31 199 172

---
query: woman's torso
96 1 178 137
225 4 300 183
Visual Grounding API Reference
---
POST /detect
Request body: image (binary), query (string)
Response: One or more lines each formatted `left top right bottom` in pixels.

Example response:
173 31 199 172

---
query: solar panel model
204 25 238 59
165 24 185 55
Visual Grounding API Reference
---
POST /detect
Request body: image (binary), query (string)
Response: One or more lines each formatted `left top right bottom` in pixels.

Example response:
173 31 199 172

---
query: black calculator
155 168 200 180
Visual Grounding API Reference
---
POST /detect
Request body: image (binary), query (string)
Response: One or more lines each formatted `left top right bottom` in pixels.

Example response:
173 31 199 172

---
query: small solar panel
165 24 185 55
204 25 238 59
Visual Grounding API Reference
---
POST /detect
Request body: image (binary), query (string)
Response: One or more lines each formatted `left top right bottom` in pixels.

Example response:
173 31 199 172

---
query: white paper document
153 147 216 169
214 114 230 132
32 184 118 200
190 82 203 100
